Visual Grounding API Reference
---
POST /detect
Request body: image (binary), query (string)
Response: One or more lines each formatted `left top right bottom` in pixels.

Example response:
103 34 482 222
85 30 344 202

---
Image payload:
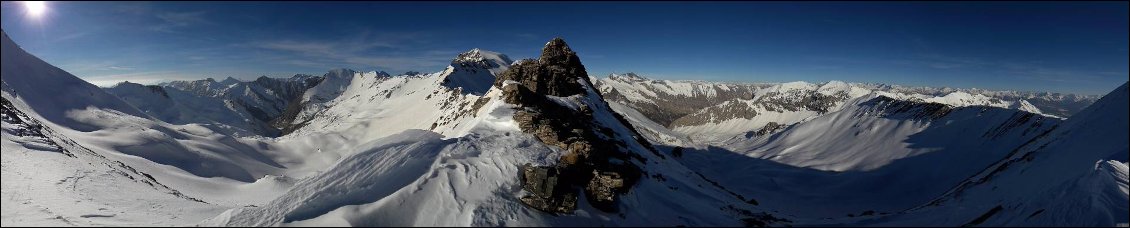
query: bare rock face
499 38 644 214
519 164 577 214
494 38 588 97
585 170 626 211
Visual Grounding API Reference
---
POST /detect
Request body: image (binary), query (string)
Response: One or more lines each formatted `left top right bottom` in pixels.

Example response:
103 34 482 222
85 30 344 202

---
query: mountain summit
495 37 590 97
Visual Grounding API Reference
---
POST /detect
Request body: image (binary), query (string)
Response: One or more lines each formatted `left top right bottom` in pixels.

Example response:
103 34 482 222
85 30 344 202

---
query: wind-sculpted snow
2 94 224 226
205 130 456 226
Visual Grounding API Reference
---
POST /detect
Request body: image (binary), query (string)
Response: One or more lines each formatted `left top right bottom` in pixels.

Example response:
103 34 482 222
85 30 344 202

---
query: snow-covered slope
1 32 150 131
2 95 226 226
864 82 1128 226
279 49 513 142
105 81 259 136
2 30 299 226
669 93 1060 218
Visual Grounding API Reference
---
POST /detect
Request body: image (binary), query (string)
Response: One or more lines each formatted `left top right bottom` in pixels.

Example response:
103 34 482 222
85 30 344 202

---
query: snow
2 28 1123 227
443 49 513 95
606 101 693 146
300 68 357 104
864 82 1129 226
2 30 295 226
671 93 1062 219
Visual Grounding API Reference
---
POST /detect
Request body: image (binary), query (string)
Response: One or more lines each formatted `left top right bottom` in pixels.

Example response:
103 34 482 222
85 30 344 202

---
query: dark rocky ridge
497 38 648 214
494 38 589 97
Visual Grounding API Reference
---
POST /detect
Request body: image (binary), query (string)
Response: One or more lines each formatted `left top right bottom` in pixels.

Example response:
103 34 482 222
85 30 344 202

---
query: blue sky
1 2 1126 95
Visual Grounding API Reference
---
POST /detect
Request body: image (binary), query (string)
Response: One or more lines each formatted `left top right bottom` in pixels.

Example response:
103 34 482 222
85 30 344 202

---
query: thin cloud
81 71 201 87
999 62 1106 84
59 61 137 72
247 31 456 72
107 66 135 71
150 11 210 33
52 32 91 43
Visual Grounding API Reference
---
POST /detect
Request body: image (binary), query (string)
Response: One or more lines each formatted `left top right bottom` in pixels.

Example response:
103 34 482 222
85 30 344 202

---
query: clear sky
1 1 1126 95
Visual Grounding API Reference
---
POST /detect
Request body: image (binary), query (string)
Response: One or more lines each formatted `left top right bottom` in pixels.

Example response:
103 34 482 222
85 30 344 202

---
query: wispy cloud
59 61 137 72
888 54 991 70
998 62 1106 84
150 11 210 33
107 66 135 71
51 32 91 43
246 31 456 72
113 3 210 34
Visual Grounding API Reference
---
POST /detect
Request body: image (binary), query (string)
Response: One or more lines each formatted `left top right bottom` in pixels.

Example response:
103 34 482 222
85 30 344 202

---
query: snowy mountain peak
367 70 391 78
609 72 648 81
324 68 356 80
453 48 513 67
220 76 241 85
441 49 513 95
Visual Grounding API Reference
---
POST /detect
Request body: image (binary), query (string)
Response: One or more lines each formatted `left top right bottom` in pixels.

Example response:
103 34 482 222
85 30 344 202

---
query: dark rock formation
500 38 645 214
745 122 785 138
494 38 588 97
518 164 577 214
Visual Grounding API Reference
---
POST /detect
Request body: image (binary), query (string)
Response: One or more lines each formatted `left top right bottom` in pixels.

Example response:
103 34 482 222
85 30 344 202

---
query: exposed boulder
518 164 578 214
585 170 626 211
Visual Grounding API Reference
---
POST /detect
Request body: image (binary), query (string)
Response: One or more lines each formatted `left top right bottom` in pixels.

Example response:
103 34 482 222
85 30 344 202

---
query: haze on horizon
1 1 1126 95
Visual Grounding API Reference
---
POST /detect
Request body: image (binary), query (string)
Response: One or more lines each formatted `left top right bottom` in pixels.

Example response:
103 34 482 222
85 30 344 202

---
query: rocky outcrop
745 121 785 138
501 38 645 214
864 96 955 120
494 38 588 97
518 164 577 214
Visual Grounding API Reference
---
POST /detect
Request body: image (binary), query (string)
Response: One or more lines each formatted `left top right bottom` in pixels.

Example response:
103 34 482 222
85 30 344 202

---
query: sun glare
24 1 47 18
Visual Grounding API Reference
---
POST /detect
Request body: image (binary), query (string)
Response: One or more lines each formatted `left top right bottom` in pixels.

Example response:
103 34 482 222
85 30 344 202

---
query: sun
24 1 47 18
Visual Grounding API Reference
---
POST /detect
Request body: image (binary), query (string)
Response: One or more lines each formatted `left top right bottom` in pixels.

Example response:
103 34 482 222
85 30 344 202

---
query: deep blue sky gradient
1 1 1126 94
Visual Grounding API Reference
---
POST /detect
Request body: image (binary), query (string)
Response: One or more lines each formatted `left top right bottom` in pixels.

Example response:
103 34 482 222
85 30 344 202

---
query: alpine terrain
2 28 1126 227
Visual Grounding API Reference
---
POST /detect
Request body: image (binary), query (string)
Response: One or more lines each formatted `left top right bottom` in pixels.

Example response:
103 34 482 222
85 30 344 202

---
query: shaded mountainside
108 74 323 136
669 93 1063 219
866 82 1128 226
